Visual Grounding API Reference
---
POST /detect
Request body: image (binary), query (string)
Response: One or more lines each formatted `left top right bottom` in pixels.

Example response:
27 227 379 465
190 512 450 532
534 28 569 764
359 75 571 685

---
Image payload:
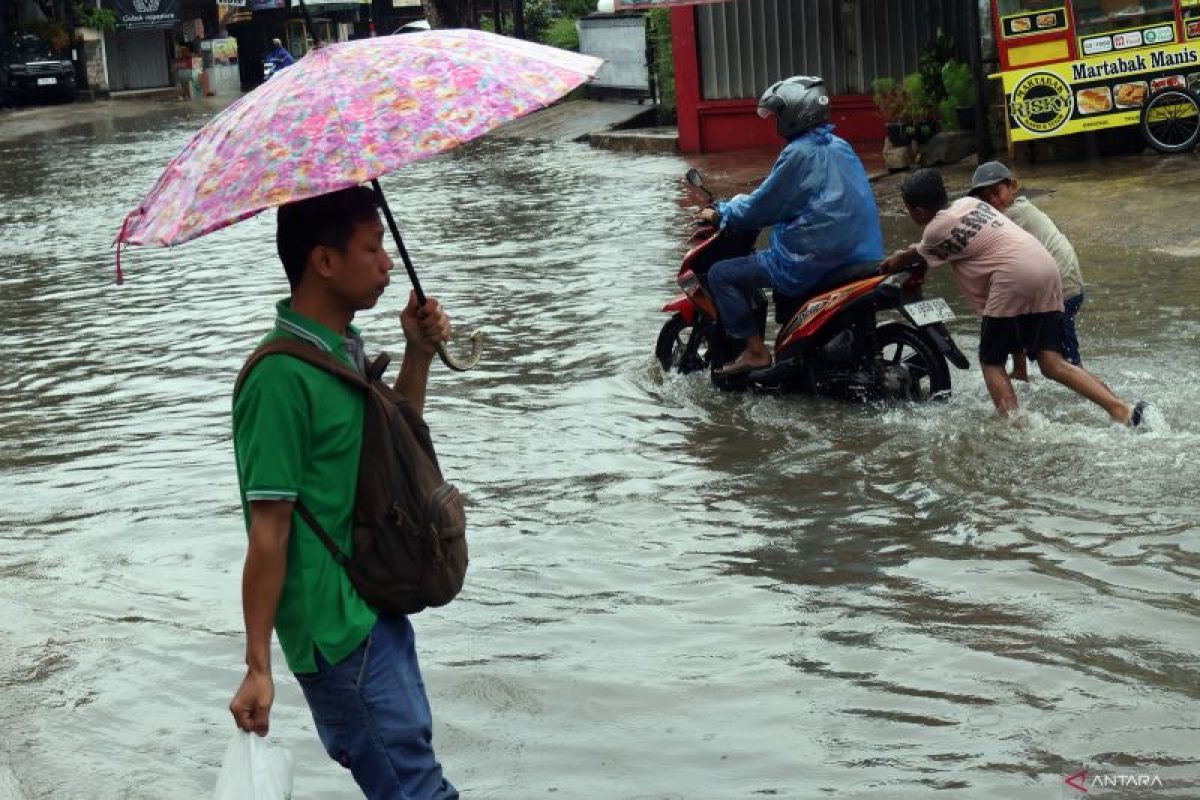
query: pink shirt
916 198 1063 318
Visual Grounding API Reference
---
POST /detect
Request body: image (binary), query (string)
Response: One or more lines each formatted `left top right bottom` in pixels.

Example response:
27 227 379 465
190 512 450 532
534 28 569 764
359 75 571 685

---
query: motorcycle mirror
685 168 704 187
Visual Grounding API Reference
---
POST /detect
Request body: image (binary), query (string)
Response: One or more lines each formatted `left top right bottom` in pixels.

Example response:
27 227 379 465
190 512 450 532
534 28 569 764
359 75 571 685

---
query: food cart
992 0 1200 152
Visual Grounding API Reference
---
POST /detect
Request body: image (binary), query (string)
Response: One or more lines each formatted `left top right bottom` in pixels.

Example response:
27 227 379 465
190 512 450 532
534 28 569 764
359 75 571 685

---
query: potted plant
871 77 910 146
941 60 977 131
903 72 939 144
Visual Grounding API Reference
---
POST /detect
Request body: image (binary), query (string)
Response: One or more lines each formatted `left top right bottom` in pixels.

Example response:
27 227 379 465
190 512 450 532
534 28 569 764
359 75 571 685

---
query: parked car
391 19 430 35
0 34 76 104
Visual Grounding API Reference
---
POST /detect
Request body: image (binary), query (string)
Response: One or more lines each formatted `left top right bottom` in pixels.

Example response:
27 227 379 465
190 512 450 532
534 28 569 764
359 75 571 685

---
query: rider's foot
716 351 772 376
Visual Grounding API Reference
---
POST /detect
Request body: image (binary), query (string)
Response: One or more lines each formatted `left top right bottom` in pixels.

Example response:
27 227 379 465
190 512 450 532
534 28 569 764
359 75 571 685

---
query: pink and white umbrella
116 29 602 369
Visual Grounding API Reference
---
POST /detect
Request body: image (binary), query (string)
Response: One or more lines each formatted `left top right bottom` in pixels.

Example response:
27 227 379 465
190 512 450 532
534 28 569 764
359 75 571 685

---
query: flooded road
1 105 1198 799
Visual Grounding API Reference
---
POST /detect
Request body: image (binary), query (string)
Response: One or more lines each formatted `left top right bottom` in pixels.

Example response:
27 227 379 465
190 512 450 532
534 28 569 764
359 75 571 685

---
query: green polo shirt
232 299 377 674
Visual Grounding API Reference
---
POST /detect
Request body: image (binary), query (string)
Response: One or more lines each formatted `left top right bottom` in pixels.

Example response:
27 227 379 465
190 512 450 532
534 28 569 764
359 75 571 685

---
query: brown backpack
234 338 468 615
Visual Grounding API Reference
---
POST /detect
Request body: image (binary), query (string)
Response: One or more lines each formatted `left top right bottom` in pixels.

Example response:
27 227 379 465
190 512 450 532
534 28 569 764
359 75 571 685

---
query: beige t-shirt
1005 197 1084 298
917 198 1063 318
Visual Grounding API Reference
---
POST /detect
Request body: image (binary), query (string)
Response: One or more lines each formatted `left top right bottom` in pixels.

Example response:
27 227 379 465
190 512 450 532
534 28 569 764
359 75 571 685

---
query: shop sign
1000 42 1200 141
1082 36 1113 56
1079 21 1176 55
210 37 238 64
249 0 286 8
1188 20 1200 40
112 0 180 29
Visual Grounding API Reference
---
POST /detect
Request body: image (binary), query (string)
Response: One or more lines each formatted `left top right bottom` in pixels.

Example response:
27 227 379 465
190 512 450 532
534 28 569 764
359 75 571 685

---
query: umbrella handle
372 180 483 372
436 330 484 372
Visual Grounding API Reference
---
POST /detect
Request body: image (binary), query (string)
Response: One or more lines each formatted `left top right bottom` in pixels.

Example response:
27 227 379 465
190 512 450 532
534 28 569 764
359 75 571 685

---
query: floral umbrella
116 29 603 369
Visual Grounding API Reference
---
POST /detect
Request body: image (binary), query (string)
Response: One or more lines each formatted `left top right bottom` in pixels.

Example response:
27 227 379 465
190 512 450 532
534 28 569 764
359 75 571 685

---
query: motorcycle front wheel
874 322 952 401
656 313 712 374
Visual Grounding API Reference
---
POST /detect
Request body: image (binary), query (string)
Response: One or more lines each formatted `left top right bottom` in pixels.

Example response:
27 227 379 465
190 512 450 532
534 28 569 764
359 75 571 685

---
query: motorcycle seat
774 261 880 324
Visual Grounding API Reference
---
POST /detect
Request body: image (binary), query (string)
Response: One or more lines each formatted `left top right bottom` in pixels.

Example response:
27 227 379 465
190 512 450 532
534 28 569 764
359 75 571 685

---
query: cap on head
968 161 1013 196
757 75 831 140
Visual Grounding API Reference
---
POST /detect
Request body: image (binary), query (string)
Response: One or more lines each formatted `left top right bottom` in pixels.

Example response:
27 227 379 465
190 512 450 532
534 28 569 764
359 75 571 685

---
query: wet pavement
0 102 1198 799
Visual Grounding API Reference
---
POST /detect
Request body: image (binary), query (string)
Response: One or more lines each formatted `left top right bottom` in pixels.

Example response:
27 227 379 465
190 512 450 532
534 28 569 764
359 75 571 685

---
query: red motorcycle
656 169 969 401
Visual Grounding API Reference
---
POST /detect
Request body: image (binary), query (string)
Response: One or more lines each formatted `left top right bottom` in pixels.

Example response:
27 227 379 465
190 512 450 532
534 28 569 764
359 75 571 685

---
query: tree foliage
421 0 474 29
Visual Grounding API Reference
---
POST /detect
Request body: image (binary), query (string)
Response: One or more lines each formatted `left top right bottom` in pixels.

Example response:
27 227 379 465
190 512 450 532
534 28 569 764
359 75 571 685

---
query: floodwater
1 106 1198 799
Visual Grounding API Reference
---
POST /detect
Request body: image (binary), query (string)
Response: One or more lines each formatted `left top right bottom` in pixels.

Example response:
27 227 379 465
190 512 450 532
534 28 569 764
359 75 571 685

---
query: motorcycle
656 169 970 402
262 59 278 82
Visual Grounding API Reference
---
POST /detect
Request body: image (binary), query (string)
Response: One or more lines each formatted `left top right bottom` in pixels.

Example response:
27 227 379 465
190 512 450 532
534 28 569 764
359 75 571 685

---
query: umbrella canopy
117 29 602 249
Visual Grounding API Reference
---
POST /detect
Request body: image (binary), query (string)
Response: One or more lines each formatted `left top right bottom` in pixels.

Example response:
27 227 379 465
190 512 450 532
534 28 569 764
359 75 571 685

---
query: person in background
881 168 1147 428
264 37 295 72
968 161 1084 382
697 75 884 376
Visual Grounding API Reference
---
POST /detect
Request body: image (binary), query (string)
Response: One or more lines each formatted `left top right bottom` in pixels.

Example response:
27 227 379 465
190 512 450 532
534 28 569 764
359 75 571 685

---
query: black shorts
978 312 1065 366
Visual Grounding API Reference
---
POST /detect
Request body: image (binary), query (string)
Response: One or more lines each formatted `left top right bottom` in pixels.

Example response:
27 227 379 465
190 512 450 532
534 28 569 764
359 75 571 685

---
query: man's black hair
901 168 949 213
276 186 380 289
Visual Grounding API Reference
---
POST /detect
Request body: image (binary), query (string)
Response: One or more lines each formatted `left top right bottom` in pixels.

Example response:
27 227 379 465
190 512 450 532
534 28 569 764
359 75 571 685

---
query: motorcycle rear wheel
655 313 712 374
874 322 951 401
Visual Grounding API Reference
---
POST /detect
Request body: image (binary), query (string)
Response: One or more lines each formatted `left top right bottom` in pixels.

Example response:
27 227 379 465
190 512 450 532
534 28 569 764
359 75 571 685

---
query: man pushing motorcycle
698 75 884 376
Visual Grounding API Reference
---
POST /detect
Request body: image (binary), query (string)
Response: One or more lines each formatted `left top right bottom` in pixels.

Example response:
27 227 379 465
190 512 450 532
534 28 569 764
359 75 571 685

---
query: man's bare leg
982 363 1020 417
1034 350 1132 423
1009 351 1029 382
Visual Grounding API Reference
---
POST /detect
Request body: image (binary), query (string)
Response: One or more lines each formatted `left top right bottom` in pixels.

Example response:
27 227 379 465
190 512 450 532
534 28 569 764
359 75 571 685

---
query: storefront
649 0 975 154
993 0 1200 151
103 0 179 89
226 0 365 90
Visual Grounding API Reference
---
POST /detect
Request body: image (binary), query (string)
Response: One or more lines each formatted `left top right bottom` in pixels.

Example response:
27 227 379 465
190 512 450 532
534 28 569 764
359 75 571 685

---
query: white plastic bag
212 730 294 800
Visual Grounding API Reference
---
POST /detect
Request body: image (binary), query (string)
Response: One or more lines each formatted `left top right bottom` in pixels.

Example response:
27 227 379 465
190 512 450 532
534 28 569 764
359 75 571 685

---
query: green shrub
941 60 976 107
871 77 908 121
75 2 116 30
902 72 933 123
917 29 956 104
542 16 579 50
937 98 959 131
647 7 674 118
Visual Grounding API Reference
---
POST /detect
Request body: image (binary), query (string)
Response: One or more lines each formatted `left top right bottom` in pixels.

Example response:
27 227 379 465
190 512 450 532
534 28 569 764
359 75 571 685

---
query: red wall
671 6 885 153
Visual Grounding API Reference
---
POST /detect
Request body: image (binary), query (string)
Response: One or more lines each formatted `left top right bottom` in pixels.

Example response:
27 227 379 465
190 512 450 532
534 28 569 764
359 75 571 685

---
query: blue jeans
1062 293 1084 366
296 615 457 800
707 254 772 340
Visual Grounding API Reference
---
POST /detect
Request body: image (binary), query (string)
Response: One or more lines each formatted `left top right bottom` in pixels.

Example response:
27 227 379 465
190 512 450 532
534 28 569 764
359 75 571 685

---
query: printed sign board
999 41 1200 141
112 0 180 29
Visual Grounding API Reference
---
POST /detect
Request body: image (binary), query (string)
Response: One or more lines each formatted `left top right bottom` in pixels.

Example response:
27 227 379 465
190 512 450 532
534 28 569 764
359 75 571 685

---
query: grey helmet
757 76 830 140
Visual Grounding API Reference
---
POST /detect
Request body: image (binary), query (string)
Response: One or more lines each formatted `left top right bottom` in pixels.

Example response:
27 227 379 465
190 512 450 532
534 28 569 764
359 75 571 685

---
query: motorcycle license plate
904 298 955 327
37 77 58 85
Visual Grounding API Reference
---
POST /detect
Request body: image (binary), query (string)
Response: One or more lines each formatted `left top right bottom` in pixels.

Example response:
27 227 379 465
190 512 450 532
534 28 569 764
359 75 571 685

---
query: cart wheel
1140 89 1200 154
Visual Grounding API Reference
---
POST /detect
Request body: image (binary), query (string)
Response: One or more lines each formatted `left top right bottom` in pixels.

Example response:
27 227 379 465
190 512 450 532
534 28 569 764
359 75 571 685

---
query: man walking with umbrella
113 37 602 794
229 186 458 799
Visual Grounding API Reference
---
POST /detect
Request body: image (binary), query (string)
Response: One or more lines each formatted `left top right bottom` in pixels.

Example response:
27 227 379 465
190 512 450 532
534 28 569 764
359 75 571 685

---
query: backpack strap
234 337 376 400
233 337 384 567
294 498 351 567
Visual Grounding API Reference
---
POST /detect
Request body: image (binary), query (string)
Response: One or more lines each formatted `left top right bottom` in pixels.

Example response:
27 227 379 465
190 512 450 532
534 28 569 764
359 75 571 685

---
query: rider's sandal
716 357 772 377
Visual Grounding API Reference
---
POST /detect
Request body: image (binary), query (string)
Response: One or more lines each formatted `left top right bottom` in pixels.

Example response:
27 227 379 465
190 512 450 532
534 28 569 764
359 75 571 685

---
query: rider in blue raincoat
699 75 884 376
263 38 295 78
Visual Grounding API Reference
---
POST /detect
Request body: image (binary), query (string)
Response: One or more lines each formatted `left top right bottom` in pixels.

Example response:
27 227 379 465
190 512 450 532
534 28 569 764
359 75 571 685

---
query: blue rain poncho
716 125 884 296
